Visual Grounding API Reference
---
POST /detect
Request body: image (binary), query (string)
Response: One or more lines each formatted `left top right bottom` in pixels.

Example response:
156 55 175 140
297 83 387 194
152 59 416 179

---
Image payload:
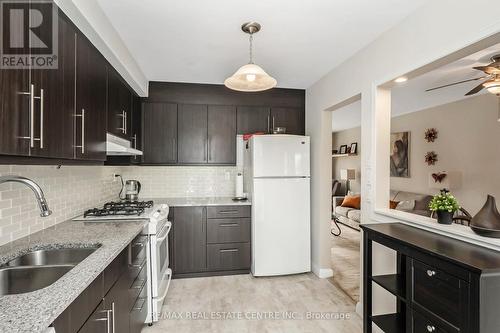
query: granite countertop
150 197 252 207
0 219 147 333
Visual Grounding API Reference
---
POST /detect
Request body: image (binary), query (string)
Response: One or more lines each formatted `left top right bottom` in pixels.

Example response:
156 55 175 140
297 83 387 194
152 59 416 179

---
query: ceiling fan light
484 81 500 95
224 63 277 92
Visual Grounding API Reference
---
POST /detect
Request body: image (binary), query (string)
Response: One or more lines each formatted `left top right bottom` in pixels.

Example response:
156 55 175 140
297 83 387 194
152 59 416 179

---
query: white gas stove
73 200 171 325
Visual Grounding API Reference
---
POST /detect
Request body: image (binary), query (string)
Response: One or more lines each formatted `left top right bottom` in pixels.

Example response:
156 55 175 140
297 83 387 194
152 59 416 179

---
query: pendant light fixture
224 22 277 92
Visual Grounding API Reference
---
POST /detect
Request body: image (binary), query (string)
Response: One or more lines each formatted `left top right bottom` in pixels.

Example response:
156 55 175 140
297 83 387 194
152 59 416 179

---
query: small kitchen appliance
125 180 141 201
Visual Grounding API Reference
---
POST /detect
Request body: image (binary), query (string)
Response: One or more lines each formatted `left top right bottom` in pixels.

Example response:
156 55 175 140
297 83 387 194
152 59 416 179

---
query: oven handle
156 222 172 243
154 268 172 303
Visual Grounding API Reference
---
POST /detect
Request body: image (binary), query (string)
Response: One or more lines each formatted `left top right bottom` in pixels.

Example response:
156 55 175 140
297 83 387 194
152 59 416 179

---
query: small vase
437 211 453 225
470 195 500 237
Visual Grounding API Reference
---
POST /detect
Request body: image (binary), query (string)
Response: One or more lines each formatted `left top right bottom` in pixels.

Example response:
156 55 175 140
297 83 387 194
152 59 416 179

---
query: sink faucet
0 175 52 217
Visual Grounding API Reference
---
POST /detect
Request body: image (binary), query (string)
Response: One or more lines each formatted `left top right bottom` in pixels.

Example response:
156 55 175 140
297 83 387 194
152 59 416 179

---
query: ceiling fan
426 54 500 96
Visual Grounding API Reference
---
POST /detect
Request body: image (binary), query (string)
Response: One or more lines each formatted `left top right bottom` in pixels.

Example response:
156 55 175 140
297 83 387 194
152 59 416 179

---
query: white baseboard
355 301 362 317
311 264 333 278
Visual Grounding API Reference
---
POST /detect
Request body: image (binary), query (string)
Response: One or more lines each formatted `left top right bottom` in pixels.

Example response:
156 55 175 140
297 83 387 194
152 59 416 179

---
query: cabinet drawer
207 243 250 271
103 247 128 294
130 283 148 333
412 260 469 328
207 218 250 243
207 205 251 219
413 310 459 333
130 234 148 260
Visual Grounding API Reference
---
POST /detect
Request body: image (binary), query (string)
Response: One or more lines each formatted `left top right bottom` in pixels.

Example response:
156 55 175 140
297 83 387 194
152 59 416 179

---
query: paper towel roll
235 173 244 198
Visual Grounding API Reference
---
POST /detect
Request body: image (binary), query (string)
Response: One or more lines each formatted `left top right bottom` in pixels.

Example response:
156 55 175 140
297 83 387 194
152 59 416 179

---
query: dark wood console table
361 223 500 333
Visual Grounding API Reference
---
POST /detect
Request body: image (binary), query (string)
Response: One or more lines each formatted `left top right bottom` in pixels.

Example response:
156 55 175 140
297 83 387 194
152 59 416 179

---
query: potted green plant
429 191 460 224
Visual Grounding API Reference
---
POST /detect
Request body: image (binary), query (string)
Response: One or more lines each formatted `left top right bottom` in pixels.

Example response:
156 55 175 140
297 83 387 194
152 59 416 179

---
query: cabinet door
207 105 236 164
173 207 207 274
270 107 305 135
104 272 130 333
142 103 178 164
178 104 208 164
0 65 30 156
0 0 31 155
29 12 75 159
107 70 129 138
236 106 270 134
75 34 107 161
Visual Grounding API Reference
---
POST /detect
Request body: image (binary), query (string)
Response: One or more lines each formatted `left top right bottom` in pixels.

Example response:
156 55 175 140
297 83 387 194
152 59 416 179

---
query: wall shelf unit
332 153 358 158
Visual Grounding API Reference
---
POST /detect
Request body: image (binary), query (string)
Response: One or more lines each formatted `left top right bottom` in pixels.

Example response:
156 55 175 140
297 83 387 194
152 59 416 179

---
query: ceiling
332 43 500 132
96 0 429 89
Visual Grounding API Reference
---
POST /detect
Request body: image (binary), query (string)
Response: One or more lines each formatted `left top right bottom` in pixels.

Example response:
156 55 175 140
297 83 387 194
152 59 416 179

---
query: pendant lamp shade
224 63 277 92
225 22 277 92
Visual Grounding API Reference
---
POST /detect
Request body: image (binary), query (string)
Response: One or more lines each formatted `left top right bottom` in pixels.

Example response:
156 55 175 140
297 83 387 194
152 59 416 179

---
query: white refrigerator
244 135 311 276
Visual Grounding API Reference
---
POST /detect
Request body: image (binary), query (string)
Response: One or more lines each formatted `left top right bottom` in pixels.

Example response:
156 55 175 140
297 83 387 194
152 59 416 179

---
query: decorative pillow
389 200 399 209
414 195 433 211
341 195 361 209
396 200 416 211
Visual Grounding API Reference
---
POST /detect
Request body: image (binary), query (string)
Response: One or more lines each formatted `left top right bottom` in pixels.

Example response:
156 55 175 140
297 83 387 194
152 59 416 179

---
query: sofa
332 190 434 231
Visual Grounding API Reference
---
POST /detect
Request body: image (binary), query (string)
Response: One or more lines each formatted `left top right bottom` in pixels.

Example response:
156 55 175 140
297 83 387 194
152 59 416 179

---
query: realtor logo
0 0 58 69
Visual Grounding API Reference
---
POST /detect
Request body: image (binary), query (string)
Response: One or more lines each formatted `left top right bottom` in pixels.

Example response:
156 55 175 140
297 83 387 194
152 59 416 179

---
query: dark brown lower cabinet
172 205 251 278
53 234 148 333
173 206 207 274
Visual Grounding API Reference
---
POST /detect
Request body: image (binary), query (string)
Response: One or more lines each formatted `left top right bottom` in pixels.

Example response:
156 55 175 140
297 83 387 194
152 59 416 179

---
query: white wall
306 0 500 317
332 127 361 193
391 94 500 215
0 166 122 246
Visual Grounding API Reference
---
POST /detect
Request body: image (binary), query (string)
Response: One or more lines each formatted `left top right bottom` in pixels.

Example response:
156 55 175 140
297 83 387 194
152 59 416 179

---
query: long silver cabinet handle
18 84 35 147
267 115 270 133
32 88 44 148
220 248 239 253
111 302 116 333
124 111 127 134
39 89 44 148
75 109 85 154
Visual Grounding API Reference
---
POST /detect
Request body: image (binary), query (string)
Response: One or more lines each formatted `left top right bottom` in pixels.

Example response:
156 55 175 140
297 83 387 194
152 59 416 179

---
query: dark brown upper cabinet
177 104 208 164
107 69 131 138
236 106 271 135
0 10 76 159
271 107 305 135
208 105 236 164
74 34 107 161
0 50 32 156
142 103 178 164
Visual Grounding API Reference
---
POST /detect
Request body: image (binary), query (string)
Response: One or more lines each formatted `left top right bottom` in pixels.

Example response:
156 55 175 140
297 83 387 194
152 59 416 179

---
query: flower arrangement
429 191 460 213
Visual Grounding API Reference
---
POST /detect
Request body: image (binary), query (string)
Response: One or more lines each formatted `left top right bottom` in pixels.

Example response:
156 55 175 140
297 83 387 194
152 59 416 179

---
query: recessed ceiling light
394 76 408 83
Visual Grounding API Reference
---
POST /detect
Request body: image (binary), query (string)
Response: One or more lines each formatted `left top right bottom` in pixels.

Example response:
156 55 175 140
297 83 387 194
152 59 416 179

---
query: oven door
152 221 172 321
155 221 171 287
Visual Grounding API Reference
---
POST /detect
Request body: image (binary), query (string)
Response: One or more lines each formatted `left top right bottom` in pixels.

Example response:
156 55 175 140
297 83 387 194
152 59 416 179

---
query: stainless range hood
106 133 143 156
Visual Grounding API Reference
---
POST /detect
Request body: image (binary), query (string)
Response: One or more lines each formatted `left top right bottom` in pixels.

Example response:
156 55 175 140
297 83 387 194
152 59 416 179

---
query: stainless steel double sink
0 246 100 296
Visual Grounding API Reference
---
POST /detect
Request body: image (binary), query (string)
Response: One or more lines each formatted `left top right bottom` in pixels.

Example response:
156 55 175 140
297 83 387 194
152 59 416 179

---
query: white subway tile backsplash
0 165 122 246
120 166 237 198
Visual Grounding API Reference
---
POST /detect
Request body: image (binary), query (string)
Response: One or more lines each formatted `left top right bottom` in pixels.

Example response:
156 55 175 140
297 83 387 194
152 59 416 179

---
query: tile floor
142 273 362 333
329 222 361 302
